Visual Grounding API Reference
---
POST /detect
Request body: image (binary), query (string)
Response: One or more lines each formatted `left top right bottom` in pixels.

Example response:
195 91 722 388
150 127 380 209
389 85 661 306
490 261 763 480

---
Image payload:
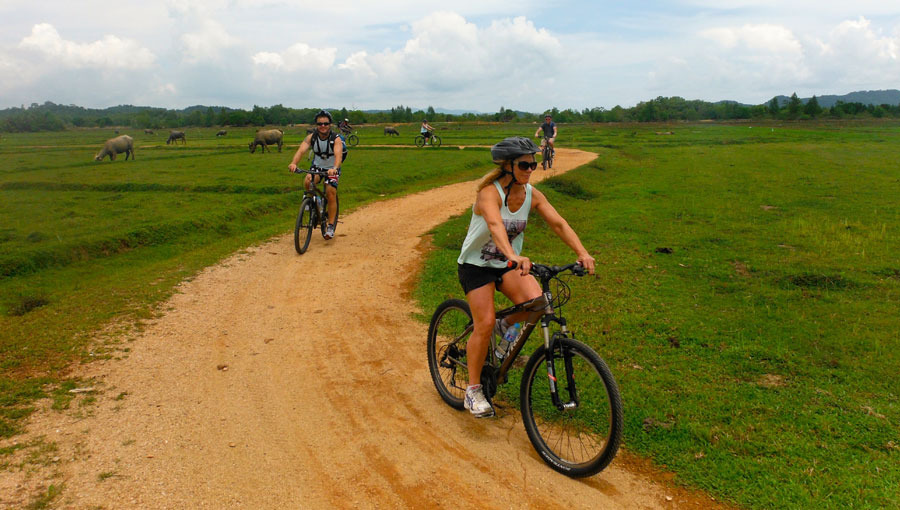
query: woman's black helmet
491 136 540 163
314 109 333 123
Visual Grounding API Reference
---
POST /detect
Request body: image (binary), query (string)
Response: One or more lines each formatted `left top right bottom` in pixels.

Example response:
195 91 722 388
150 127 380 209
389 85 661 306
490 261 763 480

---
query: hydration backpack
312 131 349 163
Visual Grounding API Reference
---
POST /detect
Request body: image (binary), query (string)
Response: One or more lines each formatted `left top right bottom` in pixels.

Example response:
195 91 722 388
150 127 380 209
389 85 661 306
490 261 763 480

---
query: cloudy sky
1 1 898 112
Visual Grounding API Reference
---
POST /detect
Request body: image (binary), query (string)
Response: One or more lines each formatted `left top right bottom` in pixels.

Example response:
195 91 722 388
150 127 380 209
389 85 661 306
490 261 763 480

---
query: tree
426 106 436 118
804 95 822 117
787 93 802 118
767 97 781 117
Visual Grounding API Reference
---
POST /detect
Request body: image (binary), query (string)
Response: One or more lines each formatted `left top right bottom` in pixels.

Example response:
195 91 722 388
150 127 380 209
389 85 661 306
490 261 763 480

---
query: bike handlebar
292 168 330 176
506 260 585 279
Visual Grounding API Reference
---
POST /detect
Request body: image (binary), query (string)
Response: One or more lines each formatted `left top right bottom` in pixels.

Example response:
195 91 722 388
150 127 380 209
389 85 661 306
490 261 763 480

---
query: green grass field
416 121 900 509
2 122 898 508
0 125 504 437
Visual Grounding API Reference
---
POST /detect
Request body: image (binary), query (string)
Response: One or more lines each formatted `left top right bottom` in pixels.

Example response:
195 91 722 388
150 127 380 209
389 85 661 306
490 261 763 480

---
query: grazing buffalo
166 130 186 144
144 129 154 135
94 135 134 162
249 129 284 153
384 126 400 136
216 130 227 137
306 127 315 135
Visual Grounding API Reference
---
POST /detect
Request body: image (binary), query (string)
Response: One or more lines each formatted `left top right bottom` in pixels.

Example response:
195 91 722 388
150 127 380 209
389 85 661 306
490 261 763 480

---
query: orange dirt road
2 148 729 509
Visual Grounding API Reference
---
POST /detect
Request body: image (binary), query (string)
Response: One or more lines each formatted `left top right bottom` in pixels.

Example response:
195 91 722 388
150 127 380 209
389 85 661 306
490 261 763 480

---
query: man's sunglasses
517 161 538 171
316 122 331 126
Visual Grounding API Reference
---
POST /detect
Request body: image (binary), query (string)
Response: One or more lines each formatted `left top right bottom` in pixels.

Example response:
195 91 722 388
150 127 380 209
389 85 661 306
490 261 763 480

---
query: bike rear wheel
346 134 359 147
427 299 473 409
415 135 426 147
430 135 442 147
294 198 316 254
520 337 623 477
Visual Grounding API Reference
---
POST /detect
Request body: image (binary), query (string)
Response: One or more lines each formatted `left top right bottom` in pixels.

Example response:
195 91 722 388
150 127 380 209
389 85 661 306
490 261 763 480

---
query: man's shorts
311 166 341 188
457 263 514 295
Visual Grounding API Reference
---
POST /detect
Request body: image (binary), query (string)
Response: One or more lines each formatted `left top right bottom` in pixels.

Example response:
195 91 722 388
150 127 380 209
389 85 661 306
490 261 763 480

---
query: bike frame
297 169 330 225
542 136 553 156
457 263 584 411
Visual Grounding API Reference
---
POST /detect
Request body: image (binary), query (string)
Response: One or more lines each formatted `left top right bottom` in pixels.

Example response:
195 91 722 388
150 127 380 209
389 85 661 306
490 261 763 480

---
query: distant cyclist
421 119 435 142
288 109 344 240
457 136 595 417
338 118 353 135
534 114 557 153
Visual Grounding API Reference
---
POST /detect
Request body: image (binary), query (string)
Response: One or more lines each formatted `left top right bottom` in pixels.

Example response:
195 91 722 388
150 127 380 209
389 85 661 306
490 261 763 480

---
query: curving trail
3 148 728 509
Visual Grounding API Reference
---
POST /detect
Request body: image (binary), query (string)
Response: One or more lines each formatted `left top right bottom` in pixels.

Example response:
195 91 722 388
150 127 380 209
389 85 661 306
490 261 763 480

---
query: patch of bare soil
1 149 733 509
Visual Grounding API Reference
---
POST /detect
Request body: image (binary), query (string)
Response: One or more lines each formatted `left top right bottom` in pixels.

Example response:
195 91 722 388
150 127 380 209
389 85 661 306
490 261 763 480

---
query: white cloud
252 43 336 72
334 13 562 94
827 16 898 60
700 24 802 56
180 20 241 65
18 23 156 70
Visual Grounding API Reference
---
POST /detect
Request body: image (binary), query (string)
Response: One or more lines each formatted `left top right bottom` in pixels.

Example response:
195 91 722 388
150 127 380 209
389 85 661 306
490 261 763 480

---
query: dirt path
3 149 726 509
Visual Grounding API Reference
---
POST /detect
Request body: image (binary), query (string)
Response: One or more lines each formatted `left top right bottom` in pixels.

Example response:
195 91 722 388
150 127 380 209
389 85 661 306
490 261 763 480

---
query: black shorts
457 263 513 295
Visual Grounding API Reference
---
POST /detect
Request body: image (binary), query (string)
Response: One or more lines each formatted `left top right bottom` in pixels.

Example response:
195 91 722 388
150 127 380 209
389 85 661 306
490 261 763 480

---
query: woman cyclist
457 136 595 417
420 119 435 142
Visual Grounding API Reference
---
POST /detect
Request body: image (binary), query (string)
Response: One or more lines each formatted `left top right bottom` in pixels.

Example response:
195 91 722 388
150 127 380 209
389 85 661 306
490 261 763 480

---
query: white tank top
457 181 532 268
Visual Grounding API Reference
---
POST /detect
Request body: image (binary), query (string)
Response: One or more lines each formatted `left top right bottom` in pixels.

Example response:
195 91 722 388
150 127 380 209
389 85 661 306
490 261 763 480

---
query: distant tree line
2 94 899 133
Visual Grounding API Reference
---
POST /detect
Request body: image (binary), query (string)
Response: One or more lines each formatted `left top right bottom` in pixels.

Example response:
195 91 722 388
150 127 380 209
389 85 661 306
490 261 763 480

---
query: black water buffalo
166 131 186 144
216 130 227 137
384 126 400 136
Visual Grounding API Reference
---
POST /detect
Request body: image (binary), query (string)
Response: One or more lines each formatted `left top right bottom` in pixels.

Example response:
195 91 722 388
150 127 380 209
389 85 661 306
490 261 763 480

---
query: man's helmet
344 118 349 122
491 136 540 163
314 109 333 123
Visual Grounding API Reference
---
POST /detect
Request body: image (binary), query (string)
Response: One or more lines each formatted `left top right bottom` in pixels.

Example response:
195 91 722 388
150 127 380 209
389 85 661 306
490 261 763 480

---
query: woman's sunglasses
516 161 538 171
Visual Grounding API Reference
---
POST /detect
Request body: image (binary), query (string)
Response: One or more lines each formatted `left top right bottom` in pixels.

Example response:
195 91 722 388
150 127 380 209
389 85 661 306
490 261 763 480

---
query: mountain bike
427 262 623 477
341 129 359 147
415 132 442 148
540 136 554 170
292 168 340 254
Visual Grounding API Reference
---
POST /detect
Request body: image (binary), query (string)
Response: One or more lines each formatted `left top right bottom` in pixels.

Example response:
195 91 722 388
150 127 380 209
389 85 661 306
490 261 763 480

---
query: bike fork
542 322 580 411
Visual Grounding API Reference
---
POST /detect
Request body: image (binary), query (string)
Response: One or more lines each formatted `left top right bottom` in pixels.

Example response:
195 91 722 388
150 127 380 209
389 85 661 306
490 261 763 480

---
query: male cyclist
338 118 353 135
288 110 343 240
534 114 557 154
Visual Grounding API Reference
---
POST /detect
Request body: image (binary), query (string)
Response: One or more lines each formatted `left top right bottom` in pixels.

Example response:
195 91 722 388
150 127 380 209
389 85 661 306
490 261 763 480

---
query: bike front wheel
346 134 359 147
430 135 442 147
542 146 551 170
319 195 340 238
427 299 473 409
520 337 623 477
294 198 316 254
414 135 426 147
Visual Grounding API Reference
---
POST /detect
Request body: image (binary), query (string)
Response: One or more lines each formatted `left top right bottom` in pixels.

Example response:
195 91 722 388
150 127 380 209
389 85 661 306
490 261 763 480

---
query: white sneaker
464 385 494 418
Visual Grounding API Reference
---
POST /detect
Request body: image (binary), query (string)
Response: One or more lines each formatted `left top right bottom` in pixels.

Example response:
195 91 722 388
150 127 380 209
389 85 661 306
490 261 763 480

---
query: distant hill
773 90 900 108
